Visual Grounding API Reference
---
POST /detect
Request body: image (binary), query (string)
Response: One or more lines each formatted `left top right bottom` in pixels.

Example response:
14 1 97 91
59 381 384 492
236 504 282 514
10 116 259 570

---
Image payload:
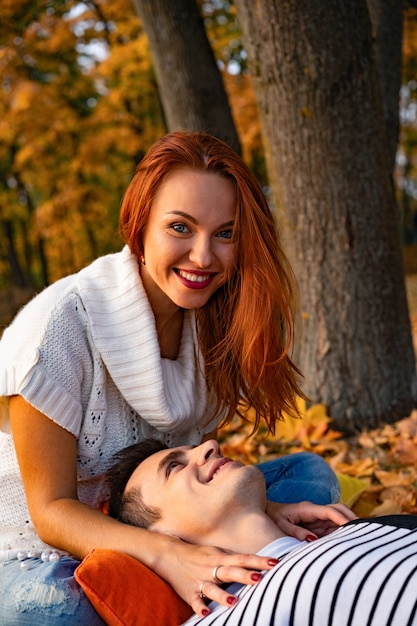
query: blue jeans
0 556 105 625
0 453 339 624
259 451 340 505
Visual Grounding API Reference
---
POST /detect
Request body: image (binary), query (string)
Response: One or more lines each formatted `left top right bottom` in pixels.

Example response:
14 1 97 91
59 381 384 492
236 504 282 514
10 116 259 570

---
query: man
106 439 417 625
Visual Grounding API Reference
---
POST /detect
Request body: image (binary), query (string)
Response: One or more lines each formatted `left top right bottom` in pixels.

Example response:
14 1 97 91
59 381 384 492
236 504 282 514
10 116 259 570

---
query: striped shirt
183 516 417 626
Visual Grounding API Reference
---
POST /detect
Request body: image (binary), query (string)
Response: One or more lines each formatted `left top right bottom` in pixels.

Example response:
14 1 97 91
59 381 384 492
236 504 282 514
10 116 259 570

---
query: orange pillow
75 549 193 626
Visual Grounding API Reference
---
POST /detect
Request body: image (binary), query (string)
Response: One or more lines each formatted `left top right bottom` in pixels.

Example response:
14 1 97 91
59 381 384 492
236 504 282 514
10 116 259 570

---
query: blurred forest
1 2 415 311
1 0 417 512
0 0 267 311
0 0 416 429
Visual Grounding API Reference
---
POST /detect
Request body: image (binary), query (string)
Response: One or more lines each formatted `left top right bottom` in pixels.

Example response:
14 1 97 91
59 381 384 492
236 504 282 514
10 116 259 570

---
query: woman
0 131 342 624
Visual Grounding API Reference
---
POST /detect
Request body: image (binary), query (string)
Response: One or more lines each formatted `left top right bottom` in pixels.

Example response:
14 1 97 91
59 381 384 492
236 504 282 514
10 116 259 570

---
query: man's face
125 439 265 544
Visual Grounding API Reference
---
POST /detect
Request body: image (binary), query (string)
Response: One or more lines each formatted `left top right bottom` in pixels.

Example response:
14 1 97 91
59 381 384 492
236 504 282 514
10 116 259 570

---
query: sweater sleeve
0 276 94 437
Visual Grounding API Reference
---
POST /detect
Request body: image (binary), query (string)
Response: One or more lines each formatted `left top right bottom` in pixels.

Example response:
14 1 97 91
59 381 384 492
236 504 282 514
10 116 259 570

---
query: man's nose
195 439 220 465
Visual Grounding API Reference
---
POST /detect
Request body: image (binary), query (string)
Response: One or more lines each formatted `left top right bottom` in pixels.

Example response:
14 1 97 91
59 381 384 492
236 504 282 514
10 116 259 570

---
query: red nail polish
227 596 237 605
251 572 263 582
306 534 317 542
268 558 279 566
202 609 210 617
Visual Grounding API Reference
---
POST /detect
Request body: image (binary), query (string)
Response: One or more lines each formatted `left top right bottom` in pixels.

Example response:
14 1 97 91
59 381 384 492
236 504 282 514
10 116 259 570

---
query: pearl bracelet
17 549 60 570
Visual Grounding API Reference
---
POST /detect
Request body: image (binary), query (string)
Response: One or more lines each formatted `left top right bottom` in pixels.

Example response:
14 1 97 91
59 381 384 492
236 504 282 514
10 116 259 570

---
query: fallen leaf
219 400 417 518
374 470 415 487
391 438 417 464
371 500 403 516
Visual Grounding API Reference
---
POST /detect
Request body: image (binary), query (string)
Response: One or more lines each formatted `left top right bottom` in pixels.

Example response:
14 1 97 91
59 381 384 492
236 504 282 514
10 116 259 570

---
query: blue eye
217 229 233 239
171 223 190 234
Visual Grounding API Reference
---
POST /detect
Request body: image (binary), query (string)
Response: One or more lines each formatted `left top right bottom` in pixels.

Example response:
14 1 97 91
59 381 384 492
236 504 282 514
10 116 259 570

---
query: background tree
367 0 403 170
0 0 415 433
131 0 241 152
0 0 164 290
234 0 415 431
397 7 417 244
198 0 268 185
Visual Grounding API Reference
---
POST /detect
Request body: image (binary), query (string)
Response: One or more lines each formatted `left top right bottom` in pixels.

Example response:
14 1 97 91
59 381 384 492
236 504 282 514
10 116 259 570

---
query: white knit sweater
0 246 219 560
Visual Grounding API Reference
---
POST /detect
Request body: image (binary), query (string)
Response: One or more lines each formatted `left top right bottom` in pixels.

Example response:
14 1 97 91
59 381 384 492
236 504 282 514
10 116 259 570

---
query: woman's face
140 167 236 313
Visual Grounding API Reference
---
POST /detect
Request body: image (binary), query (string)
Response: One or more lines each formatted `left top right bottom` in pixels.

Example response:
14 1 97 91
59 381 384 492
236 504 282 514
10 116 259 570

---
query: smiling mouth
175 269 216 283
174 268 217 290
207 458 233 482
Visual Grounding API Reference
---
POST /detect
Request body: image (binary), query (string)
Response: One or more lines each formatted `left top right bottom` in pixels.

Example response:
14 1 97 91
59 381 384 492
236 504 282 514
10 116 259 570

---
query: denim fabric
258 451 340 505
0 556 105 626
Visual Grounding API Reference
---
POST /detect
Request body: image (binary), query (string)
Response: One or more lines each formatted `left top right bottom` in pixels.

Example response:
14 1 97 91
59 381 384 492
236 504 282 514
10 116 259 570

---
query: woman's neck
156 308 184 359
140 266 184 359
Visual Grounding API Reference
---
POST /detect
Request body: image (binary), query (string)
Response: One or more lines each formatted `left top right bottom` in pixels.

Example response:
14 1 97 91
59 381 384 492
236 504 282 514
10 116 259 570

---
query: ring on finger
212 565 223 584
199 582 207 599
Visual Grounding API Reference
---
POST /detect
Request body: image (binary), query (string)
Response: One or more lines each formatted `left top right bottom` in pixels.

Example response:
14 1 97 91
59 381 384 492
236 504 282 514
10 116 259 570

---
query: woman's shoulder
3 273 80 335
4 249 132 330
76 246 138 299
77 246 136 285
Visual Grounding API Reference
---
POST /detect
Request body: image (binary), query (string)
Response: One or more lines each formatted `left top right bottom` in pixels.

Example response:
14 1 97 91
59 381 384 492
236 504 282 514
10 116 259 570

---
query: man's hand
266 501 358 541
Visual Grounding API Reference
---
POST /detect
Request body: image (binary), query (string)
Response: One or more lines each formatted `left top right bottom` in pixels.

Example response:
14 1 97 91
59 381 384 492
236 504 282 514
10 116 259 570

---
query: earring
140 254 146 265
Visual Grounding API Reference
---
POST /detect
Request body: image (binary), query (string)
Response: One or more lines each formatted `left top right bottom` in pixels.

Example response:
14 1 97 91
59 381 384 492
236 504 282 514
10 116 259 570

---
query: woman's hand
153 537 277 618
266 501 358 541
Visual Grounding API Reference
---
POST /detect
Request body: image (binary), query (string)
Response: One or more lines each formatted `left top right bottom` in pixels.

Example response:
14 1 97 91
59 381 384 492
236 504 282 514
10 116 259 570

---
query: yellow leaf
304 403 330 426
337 473 368 508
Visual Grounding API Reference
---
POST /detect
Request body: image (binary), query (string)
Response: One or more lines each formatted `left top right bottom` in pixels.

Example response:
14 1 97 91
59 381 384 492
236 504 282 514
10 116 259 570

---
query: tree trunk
131 0 241 152
1 220 27 288
235 0 416 432
367 0 403 170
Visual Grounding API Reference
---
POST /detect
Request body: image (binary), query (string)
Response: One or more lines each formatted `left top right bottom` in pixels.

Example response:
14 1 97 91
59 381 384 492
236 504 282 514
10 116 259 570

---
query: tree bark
235 0 416 432
1 220 27 288
131 0 241 152
367 0 403 170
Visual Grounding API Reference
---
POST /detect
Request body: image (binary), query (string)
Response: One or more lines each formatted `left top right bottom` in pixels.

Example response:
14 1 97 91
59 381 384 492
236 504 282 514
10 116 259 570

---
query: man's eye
167 461 181 476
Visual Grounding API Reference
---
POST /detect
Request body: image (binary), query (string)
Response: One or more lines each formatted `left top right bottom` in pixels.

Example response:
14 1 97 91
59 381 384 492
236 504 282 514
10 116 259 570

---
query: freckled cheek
228 247 237 267
220 246 237 276
147 237 186 268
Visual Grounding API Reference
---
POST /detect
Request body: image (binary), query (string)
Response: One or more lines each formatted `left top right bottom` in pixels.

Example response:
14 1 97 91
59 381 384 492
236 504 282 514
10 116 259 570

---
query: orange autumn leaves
219 399 417 517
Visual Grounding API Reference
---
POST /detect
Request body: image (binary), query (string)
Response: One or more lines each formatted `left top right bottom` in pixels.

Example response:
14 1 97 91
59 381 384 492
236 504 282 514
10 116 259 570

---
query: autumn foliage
220 262 417 516
1 1 416 511
219 398 417 517
0 0 165 288
0 0 266 292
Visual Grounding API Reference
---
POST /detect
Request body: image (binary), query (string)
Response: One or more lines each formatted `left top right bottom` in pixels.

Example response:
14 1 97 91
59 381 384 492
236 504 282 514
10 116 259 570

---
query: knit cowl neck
77 246 215 433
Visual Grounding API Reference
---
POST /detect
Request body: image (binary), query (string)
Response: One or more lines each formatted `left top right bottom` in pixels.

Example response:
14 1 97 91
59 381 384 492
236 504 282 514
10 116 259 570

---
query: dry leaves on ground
219 399 417 517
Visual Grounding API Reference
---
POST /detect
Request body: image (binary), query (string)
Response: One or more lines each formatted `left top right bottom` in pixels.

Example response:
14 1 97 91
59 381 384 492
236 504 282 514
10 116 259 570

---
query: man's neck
203 510 286 554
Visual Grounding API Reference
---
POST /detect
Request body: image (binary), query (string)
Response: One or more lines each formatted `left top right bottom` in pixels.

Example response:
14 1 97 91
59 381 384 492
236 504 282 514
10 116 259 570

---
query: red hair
119 131 303 433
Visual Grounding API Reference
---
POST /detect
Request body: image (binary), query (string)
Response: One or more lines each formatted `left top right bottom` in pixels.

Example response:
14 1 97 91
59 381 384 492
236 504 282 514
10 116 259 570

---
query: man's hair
106 439 168 528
